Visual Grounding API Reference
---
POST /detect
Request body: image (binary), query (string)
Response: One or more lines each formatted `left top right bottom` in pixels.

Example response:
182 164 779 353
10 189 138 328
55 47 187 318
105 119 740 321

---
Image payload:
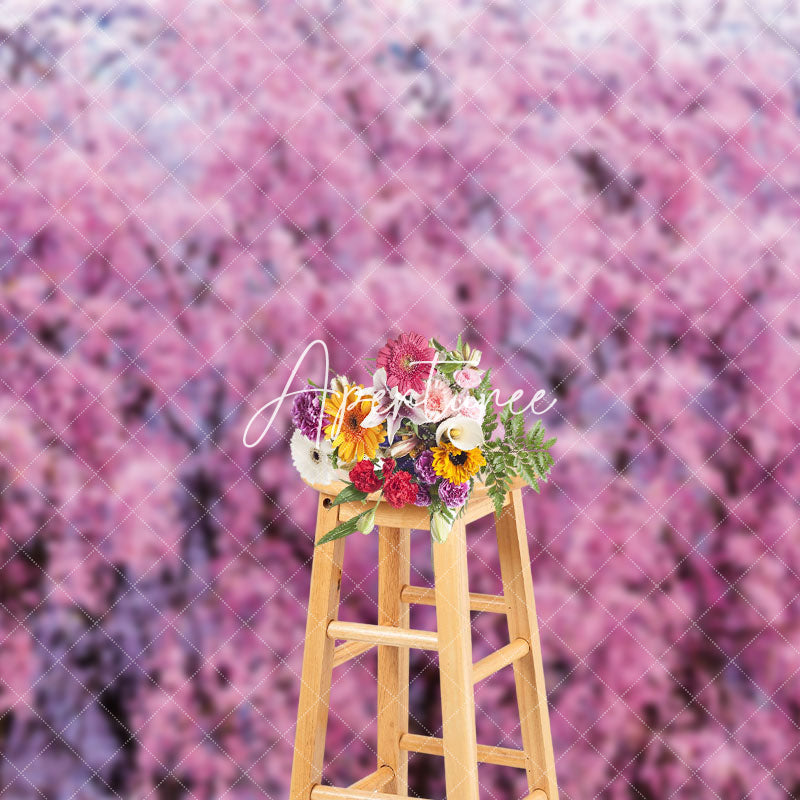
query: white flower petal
360 405 386 429
435 416 483 450
290 429 336 484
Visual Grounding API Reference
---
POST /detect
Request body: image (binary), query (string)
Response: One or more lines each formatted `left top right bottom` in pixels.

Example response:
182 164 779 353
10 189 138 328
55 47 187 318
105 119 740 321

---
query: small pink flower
452 393 486 423
454 368 484 389
420 376 454 422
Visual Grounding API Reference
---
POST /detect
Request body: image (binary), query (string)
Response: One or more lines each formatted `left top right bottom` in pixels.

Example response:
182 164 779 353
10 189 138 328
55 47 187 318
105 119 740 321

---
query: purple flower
414 450 437 485
413 484 432 507
291 389 327 440
438 479 469 508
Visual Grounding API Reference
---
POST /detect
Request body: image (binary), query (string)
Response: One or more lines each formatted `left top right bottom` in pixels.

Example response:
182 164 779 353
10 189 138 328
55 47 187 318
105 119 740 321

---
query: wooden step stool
289 477 559 800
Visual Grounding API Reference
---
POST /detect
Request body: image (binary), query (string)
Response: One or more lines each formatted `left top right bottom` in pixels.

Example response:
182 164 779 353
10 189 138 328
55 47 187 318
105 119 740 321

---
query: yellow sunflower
431 443 486 484
324 384 385 463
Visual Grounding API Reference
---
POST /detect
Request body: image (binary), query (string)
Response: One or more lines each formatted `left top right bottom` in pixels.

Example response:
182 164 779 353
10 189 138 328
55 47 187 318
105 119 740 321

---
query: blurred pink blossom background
1 1 800 799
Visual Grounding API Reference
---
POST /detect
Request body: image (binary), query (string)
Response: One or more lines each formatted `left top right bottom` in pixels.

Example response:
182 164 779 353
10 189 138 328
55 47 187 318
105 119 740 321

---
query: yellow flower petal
324 384 384 464
431 443 485 483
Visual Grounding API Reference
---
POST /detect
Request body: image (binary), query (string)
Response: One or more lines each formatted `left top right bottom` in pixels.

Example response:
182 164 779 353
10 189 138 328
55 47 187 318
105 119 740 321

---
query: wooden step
327 620 438 651
472 637 530 684
349 765 393 791
311 787 432 800
332 640 374 668
399 733 527 769
400 584 507 614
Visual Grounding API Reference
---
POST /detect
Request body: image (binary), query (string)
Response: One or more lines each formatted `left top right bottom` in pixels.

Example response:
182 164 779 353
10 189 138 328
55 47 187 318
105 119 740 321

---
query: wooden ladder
288 480 559 800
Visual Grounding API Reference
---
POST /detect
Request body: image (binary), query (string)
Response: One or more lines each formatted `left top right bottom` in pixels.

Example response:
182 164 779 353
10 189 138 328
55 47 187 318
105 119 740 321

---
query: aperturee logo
243 335 557 544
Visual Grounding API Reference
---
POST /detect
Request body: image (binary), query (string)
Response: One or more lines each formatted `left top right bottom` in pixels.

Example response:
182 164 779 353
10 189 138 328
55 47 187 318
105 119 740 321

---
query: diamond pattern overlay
1 1 800 799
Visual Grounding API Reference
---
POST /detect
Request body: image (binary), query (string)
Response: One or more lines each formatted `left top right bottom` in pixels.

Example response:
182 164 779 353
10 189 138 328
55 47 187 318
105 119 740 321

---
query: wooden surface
331 640 374 668
337 499 430 529
290 479 560 800
399 733 527 770
472 637 530 684
377 526 411 794
432 518 480 800
311 786 431 800
349 766 394 791
289 496 346 800
399 584 507 614
328 475 522 529
327 620 438 651
496 489 559 800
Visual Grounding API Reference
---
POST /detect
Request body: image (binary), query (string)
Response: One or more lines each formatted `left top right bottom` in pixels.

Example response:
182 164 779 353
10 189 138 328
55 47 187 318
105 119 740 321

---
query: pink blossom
419 376 455 422
375 332 435 395
451 393 487 423
454 368 484 389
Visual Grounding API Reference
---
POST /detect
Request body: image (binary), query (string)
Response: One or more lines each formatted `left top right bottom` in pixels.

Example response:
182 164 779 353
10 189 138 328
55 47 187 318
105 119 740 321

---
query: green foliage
316 507 374 545
430 335 470 379
315 485 373 545
482 406 556 516
479 370 498 441
329 484 369 506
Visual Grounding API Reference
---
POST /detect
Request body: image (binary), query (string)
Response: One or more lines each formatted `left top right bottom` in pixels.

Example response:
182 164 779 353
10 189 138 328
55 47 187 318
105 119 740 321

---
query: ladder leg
432 519 480 800
495 489 559 800
377 526 411 793
289 496 347 800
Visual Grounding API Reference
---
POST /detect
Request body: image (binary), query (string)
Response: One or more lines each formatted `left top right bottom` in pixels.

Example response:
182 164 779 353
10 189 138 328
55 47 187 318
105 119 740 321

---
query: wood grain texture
472 637 530 684
331 640 374 668
327 620 437 650
337 500 430 529
495 489 559 799
323 475 524 529
400 584 507 614
377 526 411 793
289 496 346 800
399 733 527 769
524 791 549 800
311 787 431 800
432 518 480 800
349 765 394 791
291 483 560 800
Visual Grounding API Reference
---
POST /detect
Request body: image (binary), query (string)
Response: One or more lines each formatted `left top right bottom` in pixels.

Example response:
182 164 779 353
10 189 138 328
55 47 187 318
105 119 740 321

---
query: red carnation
381 458 396 478
383 470 417 509
349 459 382 493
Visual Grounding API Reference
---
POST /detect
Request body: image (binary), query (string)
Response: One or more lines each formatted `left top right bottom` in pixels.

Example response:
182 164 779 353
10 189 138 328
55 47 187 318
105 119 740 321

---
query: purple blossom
414 450 437 485
438 479 470 508
291 389 327 440
413 484 432 507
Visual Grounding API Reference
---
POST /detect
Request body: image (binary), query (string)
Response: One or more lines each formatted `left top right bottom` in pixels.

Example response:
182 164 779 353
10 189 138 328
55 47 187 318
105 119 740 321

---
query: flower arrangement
290 334 556 544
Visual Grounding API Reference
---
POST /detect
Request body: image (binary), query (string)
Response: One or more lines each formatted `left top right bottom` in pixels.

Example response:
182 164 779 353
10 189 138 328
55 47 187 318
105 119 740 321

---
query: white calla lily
435 415 483 450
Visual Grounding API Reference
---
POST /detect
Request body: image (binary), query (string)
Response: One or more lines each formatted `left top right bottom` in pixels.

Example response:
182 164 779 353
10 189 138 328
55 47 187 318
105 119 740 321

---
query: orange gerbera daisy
324 384 385 463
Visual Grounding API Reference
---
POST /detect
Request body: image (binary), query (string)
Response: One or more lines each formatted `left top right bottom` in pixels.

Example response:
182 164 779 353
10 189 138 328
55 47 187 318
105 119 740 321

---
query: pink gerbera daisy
376 333 435 395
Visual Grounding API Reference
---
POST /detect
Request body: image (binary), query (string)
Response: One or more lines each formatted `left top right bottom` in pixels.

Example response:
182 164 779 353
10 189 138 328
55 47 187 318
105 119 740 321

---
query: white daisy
290 429 336 485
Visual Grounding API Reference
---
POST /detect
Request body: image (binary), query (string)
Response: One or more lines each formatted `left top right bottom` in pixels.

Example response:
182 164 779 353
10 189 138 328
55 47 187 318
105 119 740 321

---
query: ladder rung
399 733 528 769
472 637 530 684
400 585 507 614
311 786 432 800
332 640 375 668
327 620 438 651
349 765 394 791
524 792 548 800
